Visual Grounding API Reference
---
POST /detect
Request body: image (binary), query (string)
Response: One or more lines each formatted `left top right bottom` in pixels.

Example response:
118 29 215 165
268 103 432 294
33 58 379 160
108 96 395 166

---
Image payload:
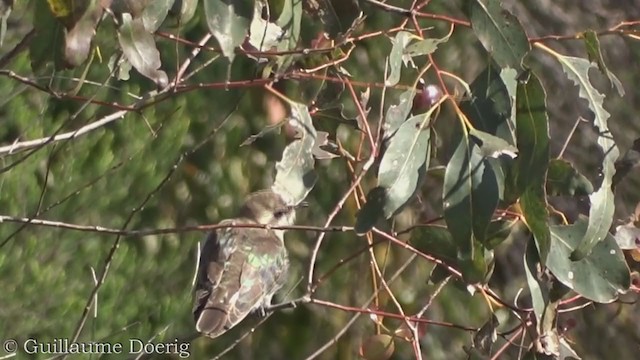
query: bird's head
238 190 305 229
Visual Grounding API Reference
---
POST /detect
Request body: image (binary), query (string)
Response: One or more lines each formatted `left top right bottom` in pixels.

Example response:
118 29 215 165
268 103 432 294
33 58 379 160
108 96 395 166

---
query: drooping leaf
385 31 414 86
443 137 500 260
203 0 252 60
514 72 551 263
548 218 630 303
383 88 416 140
465 0 531 71
247 1 285 53
546 159 594 196
312 131 339 160
550 54 619 260
48 0 104 67
141 0 175 31
0 0 11 46
117 13 169 87
272 102 319 205
524 239 548 325
377 108 435 217
167 0 198 26
582 30 625 96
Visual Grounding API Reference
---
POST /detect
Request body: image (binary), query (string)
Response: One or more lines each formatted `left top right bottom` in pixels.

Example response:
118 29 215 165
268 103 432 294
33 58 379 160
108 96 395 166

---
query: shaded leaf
550 54 619 260
465 0 531 71
354 187 386 235
515 72 550 263
583 30 624 96
443 137 499 259
167 0 198 26
274 0 302 50
312 131 340 159
472 314 499 355
359 334 395 360
141 0 175 31
548 218 630 302
203 0 252 60
59 0 104 67
461 64 516 143
546 159 593 196
272 102 319 205
117 14 169 87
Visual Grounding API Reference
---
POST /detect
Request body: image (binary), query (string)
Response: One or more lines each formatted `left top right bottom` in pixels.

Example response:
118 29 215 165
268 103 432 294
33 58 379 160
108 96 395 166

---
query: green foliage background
1 1 639 359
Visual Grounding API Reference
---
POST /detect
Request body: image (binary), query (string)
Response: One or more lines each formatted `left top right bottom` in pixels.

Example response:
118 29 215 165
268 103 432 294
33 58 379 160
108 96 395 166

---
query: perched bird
193 190 300 338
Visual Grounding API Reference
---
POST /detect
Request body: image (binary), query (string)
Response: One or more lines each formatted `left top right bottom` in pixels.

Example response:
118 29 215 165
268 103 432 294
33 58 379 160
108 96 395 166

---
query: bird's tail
194 292 230 338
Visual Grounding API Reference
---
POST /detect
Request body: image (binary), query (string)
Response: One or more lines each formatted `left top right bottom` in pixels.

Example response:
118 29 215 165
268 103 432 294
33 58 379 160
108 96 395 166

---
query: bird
193 190 300 339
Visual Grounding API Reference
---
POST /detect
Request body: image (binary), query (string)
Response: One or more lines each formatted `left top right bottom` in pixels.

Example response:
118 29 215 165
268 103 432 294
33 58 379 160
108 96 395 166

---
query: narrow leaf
583 30 624 96
443 137 500 260
465 0 531 71
515 73 550 263
551 54 619 260
383 88 416 140
386 31 414 86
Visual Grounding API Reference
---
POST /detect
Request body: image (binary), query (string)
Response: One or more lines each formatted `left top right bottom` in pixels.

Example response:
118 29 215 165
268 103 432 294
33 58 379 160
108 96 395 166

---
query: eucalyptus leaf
203 0 251 60
117 13 168 87
548 218 630 303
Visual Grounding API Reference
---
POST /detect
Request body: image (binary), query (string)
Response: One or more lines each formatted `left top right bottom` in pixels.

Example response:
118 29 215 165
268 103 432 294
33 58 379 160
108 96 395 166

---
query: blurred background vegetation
0 0 639 359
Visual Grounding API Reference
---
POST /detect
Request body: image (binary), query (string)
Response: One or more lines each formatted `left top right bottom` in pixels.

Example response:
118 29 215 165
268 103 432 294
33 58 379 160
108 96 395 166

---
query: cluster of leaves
2 0 640 359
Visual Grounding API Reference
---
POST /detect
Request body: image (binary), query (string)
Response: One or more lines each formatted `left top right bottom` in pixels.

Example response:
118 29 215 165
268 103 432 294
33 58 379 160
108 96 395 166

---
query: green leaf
461 64 516 143
272 102 318 205
465 0 531 71
469 128 518 158
383 88 416 140
403 31 451 57
354 187 386 235
514 72 549 195
548 218 630 303
118 14 169 87
546 159 594 196
515 72 550 263
275 0 302 50
385 31 414 86
377 109 434 218
582 30 625 96
141 0 175 31
443 137 499 260
248 1 285 53
551 54 619 260
203 0 252 60
524 239 548 325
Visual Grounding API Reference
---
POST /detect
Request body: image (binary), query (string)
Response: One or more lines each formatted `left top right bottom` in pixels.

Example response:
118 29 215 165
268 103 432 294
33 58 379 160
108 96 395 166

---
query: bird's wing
227 231 288 323
193 220 243 337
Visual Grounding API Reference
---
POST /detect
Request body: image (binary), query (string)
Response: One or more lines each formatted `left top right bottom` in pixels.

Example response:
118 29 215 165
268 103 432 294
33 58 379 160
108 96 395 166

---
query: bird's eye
273 209 287 218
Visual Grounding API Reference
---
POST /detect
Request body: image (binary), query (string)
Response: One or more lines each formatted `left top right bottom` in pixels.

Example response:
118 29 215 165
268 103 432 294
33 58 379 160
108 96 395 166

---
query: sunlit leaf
272 102 319 205
203 0 251 60
386 31 414 86
403 31 451 57
548 218 630 303
582 30 624 96
549 54 619 260
383 88 416 140
118 13 169 87
141 0 175 31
